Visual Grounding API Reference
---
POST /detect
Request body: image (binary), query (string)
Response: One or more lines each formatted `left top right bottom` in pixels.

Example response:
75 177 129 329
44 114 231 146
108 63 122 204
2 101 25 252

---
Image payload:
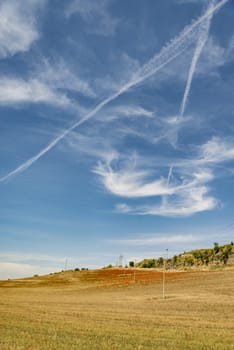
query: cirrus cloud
0 0 44 58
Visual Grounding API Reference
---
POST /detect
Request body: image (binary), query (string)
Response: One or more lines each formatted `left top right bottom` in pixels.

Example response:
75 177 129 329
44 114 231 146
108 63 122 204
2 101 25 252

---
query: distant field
0 268 233 350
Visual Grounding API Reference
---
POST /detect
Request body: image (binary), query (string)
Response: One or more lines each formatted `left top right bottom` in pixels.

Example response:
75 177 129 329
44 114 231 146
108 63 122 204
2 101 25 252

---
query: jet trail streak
180 0 216 117
0 0 229 182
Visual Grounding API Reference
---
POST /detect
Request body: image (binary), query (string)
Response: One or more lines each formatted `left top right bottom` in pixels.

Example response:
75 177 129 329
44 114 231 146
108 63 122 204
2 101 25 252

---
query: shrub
184 256 194 266
157 257 164 267
202 250 210 265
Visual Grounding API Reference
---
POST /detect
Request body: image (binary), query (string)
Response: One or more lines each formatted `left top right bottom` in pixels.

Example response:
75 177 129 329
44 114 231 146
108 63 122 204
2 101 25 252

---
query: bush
157 257 164 267
184 256 194 266
202 250 210 265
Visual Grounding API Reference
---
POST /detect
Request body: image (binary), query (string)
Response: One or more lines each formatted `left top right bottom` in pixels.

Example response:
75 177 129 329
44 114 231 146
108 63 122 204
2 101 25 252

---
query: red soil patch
0 268 186 288
80 268 186 287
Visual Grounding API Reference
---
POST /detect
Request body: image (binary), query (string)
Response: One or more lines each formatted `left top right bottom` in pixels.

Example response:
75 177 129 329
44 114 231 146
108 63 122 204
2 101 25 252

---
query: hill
137 242 234 270
0 267 233 350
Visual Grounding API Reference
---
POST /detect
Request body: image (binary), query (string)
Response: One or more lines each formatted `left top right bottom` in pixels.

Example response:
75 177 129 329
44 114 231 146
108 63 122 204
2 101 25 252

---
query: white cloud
199 137 234 163
69 134 233 218
195 33 234 77
110 234 201 246
93 155 176 198
66 131 119 161
149 187 216 216
117 186 217 217
95 105 154 123
158 115 193 147
36 60 96 98
0 59 96 108
0 0 43 58
0 76 70 107
0 252 66 263
66 0 118 36
97 150 218 217
198 36 226 75
0 252 107 279
113 106 154 118
0 262 59 280
92 53 141 96
165 115 191 125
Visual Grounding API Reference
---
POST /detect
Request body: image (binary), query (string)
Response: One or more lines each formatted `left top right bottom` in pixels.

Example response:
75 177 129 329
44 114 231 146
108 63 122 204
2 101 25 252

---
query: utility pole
162 249 168 300
133 259 136 283
119 254 123 267
64 258 68 271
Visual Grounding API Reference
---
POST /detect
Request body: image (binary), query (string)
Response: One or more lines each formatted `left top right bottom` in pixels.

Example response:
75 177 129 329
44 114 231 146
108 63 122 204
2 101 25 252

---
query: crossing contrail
179 0 216 117
0 0 229 182
162 165 174 207
167 166 174 186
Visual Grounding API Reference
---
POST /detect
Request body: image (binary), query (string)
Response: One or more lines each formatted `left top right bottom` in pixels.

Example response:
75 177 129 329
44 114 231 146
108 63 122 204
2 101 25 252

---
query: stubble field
0 268 233 350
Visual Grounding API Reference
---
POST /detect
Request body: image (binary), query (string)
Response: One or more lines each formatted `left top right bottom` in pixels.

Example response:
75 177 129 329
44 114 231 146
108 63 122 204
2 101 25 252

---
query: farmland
0 268 233 349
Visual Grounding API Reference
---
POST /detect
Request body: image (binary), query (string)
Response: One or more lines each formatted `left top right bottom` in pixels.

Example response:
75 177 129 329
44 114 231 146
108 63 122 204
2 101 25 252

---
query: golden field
0 268 233 350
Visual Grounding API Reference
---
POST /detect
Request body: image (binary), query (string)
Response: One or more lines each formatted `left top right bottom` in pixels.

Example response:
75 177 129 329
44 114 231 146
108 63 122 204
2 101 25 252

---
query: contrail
161 165 174 208
167 166 174 186
0 0 229 182
133 0 228 83
179 0 216 117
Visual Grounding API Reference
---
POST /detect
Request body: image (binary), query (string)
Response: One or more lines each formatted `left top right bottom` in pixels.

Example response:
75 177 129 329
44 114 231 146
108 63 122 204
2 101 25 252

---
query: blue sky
1 0 234 279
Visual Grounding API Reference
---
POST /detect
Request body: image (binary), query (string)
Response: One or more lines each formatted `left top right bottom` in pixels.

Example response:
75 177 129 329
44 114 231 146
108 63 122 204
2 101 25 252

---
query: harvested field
0 268 233 349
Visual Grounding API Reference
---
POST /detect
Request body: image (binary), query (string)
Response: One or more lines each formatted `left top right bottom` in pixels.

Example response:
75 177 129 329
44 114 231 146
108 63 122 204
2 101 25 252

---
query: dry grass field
0 268 233 350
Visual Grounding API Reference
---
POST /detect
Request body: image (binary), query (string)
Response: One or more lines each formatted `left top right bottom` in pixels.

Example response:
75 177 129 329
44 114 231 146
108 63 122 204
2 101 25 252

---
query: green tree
213 242 220 254
201 250 210 265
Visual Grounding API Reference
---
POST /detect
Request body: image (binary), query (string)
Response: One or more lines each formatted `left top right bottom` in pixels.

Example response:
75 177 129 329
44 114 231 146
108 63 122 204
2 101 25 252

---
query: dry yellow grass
0 268 233 349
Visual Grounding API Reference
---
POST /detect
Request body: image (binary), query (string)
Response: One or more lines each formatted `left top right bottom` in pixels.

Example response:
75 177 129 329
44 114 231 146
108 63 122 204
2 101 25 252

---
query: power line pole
119 254 123 267
134 259 136 283
162 249 168 300
64 258 68 271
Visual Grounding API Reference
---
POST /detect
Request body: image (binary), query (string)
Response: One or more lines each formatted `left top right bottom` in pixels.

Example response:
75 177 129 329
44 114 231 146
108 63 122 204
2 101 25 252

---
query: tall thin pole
162 266 165 299
134 259 136 283
162 249 168 300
